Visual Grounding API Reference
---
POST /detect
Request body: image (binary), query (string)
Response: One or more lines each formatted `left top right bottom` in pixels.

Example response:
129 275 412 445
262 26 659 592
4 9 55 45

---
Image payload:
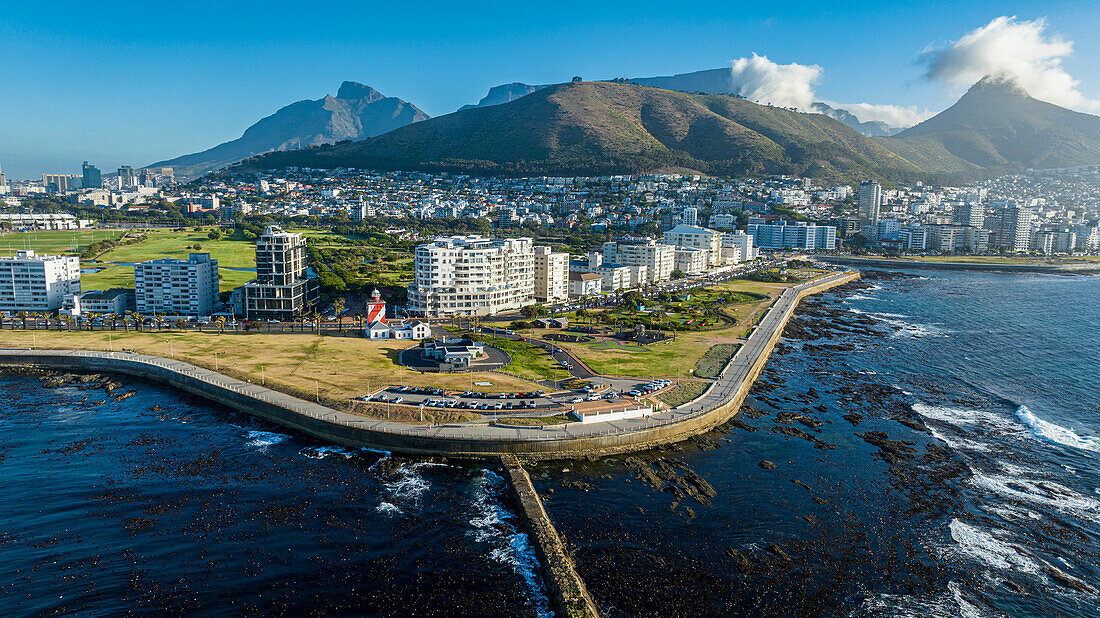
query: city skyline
3 1 1100 179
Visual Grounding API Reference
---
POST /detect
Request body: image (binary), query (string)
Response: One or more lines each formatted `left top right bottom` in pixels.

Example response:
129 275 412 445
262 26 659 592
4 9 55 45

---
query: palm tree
85 312 98 331
175 317 186 330
107 313 118 331
59 314 71 331
17 311 28 330
132 313 144 332
122 312 131 332
153 315 165 331
215 315 227 334
332 298 346 331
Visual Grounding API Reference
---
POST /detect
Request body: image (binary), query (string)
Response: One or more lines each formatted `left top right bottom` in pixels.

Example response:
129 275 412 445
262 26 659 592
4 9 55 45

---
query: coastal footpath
0 271 858 460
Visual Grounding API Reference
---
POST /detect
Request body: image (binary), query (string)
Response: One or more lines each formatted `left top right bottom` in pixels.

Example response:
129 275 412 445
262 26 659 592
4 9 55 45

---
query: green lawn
694 343 740 378
656 381 710 408
80 266 136 291
480 335 570 381
0 229 125 257
95 229 256 267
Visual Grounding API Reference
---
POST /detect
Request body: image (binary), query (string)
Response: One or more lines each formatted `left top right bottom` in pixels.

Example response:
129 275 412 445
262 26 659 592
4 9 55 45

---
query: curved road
0 272 856 449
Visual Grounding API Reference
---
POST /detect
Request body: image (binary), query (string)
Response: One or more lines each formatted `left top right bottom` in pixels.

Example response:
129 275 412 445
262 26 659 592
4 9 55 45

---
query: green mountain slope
236 81 925 183
879 76 1100 176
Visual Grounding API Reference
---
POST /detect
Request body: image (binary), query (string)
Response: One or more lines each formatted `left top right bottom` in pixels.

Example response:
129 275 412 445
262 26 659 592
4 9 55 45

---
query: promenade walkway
0 271 857 456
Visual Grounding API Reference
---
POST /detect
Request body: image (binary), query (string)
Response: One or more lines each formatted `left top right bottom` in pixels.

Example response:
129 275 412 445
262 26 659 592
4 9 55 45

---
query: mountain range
460 68 905 136
152 82 428 180
234 81 924 182
232 76 1100 184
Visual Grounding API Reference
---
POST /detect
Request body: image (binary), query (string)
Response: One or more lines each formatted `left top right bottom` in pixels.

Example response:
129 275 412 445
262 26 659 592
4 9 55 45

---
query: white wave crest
970 473 1100 523
375 501 402 516
245 429 290 449
299 445 359 459
468 470 552 617
1015 406 1100 453
385 465 431 504
947 519 1040 574
855 581 986 617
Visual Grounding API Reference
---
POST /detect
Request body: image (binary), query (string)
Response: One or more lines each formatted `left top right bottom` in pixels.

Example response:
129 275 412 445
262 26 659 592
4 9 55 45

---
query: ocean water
3 269 1098 616
531 269 1100 616
0 376 549 616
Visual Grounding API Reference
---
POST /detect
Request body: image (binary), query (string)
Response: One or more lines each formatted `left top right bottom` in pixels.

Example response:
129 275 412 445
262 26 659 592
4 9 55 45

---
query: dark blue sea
2 268 1098 616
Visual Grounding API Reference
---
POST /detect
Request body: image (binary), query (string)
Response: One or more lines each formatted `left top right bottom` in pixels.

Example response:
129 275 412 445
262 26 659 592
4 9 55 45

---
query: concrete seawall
0 272 858 460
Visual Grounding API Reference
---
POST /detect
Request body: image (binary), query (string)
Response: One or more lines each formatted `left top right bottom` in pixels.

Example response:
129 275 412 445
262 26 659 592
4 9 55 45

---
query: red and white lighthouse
366 289 387 325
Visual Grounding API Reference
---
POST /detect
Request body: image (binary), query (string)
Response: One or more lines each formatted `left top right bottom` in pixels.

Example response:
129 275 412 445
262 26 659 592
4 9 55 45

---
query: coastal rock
759 460 778 470
857 431 918 464
842 412 864 425
770 425 836 450
725 548 751 574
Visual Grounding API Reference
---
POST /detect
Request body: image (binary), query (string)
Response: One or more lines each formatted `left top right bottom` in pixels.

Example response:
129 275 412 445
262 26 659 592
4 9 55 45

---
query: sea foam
1015 406 1100 453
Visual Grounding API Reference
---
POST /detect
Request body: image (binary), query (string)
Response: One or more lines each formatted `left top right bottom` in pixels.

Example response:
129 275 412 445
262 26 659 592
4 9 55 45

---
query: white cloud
827 102 935 129
728 54 821 111
918 15 1099 110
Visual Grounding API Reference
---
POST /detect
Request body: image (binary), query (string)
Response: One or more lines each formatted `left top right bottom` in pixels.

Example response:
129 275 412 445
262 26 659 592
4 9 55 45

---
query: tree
671 269 686 280
571 76 582 83
154 315 165 331
331 298 346 330
215 315 227 334
176 317 186 330
17 311 27 330
208 230 221 240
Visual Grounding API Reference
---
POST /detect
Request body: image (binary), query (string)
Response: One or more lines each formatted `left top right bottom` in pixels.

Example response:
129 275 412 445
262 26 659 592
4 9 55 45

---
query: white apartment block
663 224 722 266
0 250 80 312
721 232 757 262
674 248 708 274
533 245 568 303
407 235 535 316
134 253 219 316
602 239 674 284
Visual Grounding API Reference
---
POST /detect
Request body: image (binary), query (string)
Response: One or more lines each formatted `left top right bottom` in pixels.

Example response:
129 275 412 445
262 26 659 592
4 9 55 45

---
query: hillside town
1 162 1099 321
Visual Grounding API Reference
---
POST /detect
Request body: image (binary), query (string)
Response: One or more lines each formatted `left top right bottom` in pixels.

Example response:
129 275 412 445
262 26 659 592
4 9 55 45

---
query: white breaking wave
970 473 1100 523
1015 406 1100 453
245 429 290 449
947 519 1041 574
375 501 402 516
854 581 987 617
299 445 360 459
385 465 431 505
468 470 552 618
911 402 1020 433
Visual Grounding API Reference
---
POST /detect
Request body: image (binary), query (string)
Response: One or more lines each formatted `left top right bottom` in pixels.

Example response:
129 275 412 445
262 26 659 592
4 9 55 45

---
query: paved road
0 271 856 445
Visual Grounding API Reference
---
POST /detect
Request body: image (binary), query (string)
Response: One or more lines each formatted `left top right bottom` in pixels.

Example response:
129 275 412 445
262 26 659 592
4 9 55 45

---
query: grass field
1 330 534 419
545 278 802 378
0 229 125 257
656 380 709 408
94 228 256 267
479 336 570 382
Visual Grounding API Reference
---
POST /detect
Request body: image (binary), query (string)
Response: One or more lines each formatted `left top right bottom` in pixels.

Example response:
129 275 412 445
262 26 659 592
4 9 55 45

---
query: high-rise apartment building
240 226 319 320
721 231 757 261
989 201 1034 252
0 250 81 311
662 224 722 266
681 207 698 227
134 253 219 316
858 181 882 228
407 235 535 316
952 201 984 228
0 163 6 188
533 245 568 304
82 161 102 189
748 221 837 250
601 239 674 283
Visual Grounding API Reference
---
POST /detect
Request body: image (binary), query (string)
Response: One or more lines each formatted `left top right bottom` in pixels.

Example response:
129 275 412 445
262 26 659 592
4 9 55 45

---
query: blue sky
2 0 1098 179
